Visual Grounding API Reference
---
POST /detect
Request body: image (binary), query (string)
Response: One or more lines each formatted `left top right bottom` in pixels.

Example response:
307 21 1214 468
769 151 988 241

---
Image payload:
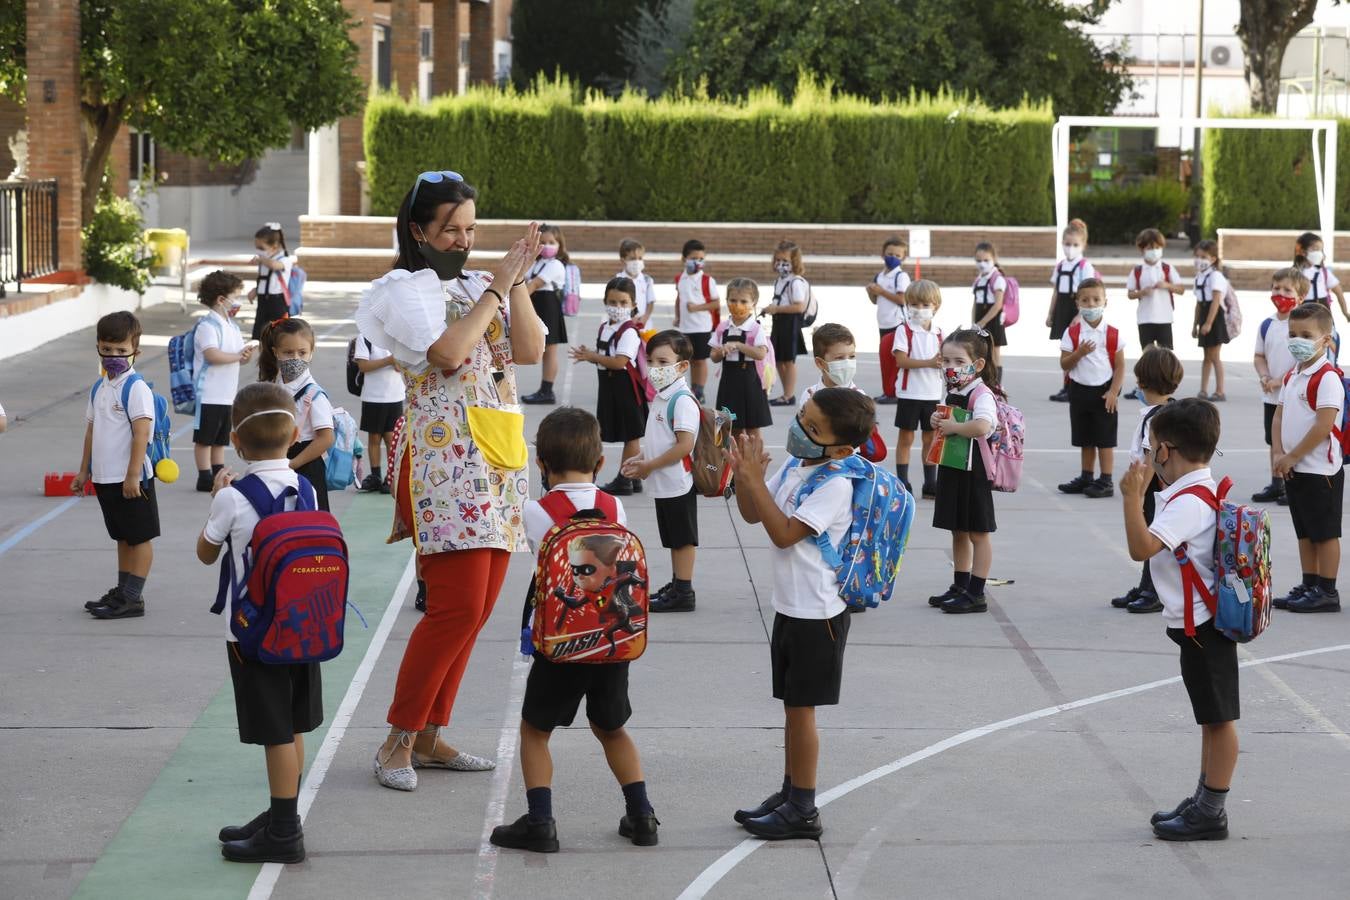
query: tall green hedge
1201 118 1350 234
364 77 1055 223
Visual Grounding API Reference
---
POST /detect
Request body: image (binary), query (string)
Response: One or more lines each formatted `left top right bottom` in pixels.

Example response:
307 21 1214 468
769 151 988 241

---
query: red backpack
526 491 649 663
597 319 656 404
1066 322 1121 360
212 474 351 663
1133 263 1178 308
1293 363 1350 464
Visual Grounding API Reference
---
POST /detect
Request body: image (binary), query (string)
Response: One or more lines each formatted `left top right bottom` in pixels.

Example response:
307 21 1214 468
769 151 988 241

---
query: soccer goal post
1053 115 1339 262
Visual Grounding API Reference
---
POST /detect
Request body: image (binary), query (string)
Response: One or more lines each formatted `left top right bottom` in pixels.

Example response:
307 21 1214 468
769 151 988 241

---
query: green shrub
1069 180 1190 244
82 188 153 293
365 76 1055 224
1201 118 1350 234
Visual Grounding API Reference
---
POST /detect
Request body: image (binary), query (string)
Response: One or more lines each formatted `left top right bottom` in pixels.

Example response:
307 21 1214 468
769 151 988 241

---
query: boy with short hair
1272 302 1345 613
353 335 404 494
727 387 877 840
73 311 160 619
1252 268 1309 505
197 382 322 863
617 238 656 328
622 330 701 612
868 236 910 404
1125 228 1185 354
1121 398 1238 841
674 239 720 402
892 279 944 498
1058 278 1125 499
193 270 252 492
490 407 657 854
799 323 862 407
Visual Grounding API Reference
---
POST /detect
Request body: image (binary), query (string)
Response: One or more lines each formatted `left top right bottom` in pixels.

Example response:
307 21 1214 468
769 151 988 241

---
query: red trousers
879 329 899 398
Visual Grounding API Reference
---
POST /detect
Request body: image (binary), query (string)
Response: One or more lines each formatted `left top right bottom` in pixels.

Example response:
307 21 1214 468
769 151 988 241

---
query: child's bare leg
622 438 641 467
1315 538 1341 580
125 540 153 579
951 531 973 574
367 432 384 471
672 545 695 581
116 539 131 576
519 721 553 789
210 445 226 467
691 358 708 395
920 429 935 462
265 742 301 799
1080 446 1097 476
194 445 211 470
784 706 818 791
541 344 559 384
1099 447 1114 478
1202 722 1238 789
896 428 916 469
970 532 993 579
1211 349 1225 395
1298 537 1317 576
591 724 643 785
294 733 305 781
778 361 796 399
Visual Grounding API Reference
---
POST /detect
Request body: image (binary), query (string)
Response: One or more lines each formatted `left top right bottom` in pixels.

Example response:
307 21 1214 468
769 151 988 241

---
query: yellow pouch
466 406 528 471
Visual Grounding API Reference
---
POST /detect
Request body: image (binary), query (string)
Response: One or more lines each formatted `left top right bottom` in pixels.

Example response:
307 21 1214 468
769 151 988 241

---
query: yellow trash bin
144 228 189 276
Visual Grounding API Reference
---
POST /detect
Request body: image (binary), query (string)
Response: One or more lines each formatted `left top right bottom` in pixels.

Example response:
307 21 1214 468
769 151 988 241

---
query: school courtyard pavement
3 281 1350 900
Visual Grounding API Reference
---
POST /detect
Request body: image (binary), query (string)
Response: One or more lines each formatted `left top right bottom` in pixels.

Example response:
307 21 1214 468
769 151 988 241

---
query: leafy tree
614 0 695 96
0 0 364 224
665 0 1130 115
512 0 652 92
1236 0 1319 113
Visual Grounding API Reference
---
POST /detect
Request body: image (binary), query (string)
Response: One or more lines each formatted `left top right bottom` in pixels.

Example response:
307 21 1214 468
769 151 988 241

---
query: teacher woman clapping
356 171 544 791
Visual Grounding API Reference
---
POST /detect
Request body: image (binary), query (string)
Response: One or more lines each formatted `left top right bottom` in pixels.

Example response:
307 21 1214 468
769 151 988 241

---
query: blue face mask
785 416 843 460
685 258 704 275
1288 337 1321 362
883 254 902 270
1079 307 1104 324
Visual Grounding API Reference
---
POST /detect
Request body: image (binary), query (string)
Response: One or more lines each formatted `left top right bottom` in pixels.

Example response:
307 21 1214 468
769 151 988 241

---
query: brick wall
390 0 420 99
468 0 495 85
26 0 82 272
339 0 375 215
430 0 461 96
0 97 23 175
1217 229 1346 264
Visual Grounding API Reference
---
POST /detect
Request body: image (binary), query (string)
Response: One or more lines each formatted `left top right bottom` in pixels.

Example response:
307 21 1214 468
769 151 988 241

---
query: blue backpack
295 383 360 491
283 264 307 316
167 317 223 418
90 374 173 478
788 454 915 608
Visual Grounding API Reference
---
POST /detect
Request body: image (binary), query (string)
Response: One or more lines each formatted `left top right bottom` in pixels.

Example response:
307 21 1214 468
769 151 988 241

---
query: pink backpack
1000 274 1021 326
971 383 1024 492
714 318 776 391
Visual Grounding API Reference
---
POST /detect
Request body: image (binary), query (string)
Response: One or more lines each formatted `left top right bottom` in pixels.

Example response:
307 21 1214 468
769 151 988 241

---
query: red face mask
1271 293 1298 314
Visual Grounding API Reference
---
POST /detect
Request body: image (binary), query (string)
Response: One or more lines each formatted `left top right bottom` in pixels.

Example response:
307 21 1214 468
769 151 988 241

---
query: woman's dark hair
1294 231 1322 267
258 317 315 383
539 223 570 265
199 270 244 307
604 276 637 304
255 222 289 256
943 327 1005 398
392 176 480 273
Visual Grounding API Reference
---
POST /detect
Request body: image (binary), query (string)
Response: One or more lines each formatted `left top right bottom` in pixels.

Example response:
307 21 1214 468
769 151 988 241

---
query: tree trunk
80 101 125 226
1237 0 1318 114
1244 35 1285 114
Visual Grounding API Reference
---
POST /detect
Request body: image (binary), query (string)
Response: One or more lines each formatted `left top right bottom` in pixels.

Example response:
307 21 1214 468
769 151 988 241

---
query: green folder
926 405 973 470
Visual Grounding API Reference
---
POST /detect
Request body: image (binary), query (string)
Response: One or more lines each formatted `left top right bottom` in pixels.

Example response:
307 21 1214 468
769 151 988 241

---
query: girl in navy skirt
928 328 1002 616
764 241 811 406
570 276 648 495
972 242 1009 379
710 277 773 437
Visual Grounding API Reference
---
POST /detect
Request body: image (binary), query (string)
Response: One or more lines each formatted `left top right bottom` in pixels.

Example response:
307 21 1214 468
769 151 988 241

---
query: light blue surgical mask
685 258 704 275
1079 307 1104 324
786 416 832 460
1288 337 1321 362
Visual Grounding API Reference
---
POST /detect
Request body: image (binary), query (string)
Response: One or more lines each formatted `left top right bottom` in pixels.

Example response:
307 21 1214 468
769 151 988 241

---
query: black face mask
417 241 469 280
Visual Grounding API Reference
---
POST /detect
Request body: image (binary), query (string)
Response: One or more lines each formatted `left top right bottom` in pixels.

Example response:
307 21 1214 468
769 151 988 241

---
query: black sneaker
1276 492 1290 506
1082 477 1115 499
941 590 988 614
1287 586 1341 613
414 579 427 613
380 477 392 495
1150 796 1194 827
873 394 899 405
1273 584 1307 610
1153 805 1228 841
219 809 270 843
1049 386 1070 402
921 483 938 500
489 814 560 853
601 475 634 496
1126 591 1163 613
196 471 214 493
742 801 822 840
929 585 962 608
619 813 660 846
521 390 556 405
1111 587 1141 609
629 479 642 494
650 587 695 613
89 593 145 619
1123 388 1141 401
221 824 306 863
1251 481 1285 503
1058 474 1093 494
768 395 796 407
358 472 383 493
86 586 121 611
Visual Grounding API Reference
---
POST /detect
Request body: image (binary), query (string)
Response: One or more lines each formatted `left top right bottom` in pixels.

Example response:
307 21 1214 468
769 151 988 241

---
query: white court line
676 642 1350 900
248 552 416 900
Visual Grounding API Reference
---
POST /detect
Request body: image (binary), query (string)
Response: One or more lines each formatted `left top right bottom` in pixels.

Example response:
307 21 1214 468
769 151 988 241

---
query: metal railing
0 179 59 297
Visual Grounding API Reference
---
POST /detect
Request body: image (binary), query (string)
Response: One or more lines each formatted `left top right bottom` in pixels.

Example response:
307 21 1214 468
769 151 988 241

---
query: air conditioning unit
1208 39 1241 68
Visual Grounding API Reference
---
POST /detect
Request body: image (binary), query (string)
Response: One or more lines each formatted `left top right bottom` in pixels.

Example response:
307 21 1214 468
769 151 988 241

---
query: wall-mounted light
43 80 56 103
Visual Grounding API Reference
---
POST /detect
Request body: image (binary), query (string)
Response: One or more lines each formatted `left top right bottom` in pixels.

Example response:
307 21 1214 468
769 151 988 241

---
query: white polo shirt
257 251 293 296
641 378 700 498
710 317 769 363
598 320 642 362
1050 258 1099 296
874 267 910 330
1194 268 1230 305
353 337 406 404
614 270 656 320
1148 467 1218 630
203 459 310 641
765 460 853 620
894 323 944 401
1060 321 1122 386
1302 264 1340 304
529 258 566 293
525 484 629 552
773 275 809 317
86 369 154 484
1256 315 1295 404
1129 402 1163 464
677 271 718 334
1125 260 1177 324
1279 361 1346 474
798 378 867 409
281 372 335 442
193 310 245 406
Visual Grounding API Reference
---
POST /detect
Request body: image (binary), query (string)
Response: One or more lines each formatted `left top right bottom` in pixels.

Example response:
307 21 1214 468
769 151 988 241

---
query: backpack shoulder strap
1106 326 1120 360
1170 478 1231 635
230 473 287 520
592 490 619 521
89 379 101 407
1260 317 1273 341
119 373 147 425
666 389 696 423
1067 322 1081 349
1305 362 1339 408
537 490 579 526
700 272 712 301
1132 264 1142 283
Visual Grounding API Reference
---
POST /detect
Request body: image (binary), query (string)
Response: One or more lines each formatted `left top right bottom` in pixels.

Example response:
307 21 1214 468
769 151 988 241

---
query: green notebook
926 405 973 470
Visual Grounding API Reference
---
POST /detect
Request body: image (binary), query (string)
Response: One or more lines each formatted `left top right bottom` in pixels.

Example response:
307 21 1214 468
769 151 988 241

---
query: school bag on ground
667 389 736 497
211 474 351 663
1301 363 1350 464
999 274 1021 326
281 262 307 316
970 383 1025 492
563 262 582 317
346 337 370 396
787 455 915 608
167 317 223 416
92 374 174 482
599 320 656 404
1171 476 1273 642
295 383 362 491
713 318 777 394
525 491 649 663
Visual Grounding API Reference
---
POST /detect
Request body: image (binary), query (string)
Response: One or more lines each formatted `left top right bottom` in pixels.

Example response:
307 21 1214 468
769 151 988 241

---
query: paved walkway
2 283 1348 900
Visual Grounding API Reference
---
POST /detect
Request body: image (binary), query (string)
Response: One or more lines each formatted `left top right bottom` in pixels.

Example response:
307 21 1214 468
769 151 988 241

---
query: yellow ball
155 458 180 484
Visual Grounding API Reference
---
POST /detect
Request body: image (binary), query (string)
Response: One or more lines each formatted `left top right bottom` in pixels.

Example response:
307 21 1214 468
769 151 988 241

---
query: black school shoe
742 801 823 840
221 824 306 863
1273 583 1307 610
874 394 898 405
1252 481 1285 503
86 586 120 611
941 590 988 614
414 579 427 613
734 791 786 824
768 396 796 407
1082 477 1115 499
1286 586 1341 613
219 810 270 843
89 592 145 619
1123 388 1141 401
521 389 556 405
929 585 962 607
921 482 938 500
490 815 560 853
196 471 214 493
1049 386 1070 402
1111 587 1141 609
1058 474 1092 494
1150 796 1194 827
600 475 634 496
1126 591 1163 613
619 813 660 846
1153 805 1228 842
358 472 383 493
650 586 695 613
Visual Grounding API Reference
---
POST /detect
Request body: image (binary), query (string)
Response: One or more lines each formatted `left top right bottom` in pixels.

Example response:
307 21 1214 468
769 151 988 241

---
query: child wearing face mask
1253 268 1309 504
259 317 335 511
1058 279 1125 499
616 239 655 328
928 329 1003 615
73 311 160 619
710 277 773 438
1191 241 1231 401
1272 302 1346 614
971 242 1008 377
893 280 944 498
248 222 294 341
571 277 649 495
799 323 861 407
869 236 911 404
1294 231 1350 319
674 239 720 403
621 330 701 613
1125 228 1184 360
522 224 571 405
766 241 811 405
193 271 255 492
1048 219 1099 402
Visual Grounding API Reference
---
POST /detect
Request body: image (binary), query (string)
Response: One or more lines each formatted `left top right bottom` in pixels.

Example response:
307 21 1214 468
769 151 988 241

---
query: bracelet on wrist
481 287 504 304
512 278 526 287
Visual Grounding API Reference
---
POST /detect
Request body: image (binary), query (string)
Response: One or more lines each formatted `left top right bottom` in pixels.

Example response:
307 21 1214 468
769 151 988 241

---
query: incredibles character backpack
666 390 736 498
1172 476 1273 642
525 491 649 663
788 455 915 608
211 474 352 663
